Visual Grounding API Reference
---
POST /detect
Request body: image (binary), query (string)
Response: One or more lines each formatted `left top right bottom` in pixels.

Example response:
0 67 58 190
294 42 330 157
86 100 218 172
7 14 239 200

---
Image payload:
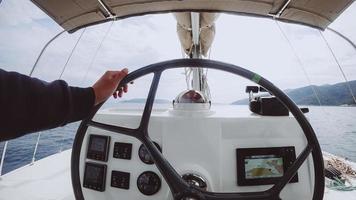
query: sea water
307 106 356 161
0 105 355 175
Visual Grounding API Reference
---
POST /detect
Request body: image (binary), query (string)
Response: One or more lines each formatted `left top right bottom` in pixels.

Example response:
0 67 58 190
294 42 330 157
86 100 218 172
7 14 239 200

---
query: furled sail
174 12 219 57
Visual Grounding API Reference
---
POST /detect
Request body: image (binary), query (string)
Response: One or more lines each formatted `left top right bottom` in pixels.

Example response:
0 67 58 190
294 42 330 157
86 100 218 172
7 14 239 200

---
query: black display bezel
83 162 107 192
87 134 110 162
236 146 298 186
111 170 131 190
113 142 133 160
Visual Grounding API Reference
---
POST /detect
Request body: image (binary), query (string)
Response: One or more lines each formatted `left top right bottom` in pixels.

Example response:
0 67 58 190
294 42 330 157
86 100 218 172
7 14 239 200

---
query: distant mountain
232 80 356 106
121 98 171 104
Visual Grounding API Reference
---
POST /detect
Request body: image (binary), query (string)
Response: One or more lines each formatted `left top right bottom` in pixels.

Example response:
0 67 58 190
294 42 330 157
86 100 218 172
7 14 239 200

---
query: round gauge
138 142 161 164
137 171 161 195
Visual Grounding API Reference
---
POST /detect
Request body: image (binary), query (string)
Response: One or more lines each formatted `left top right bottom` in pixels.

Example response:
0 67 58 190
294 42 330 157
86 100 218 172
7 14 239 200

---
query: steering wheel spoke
202 191 275 200
140 136 190 195
139 72 162 133
269 144 313 194
87 120 138 137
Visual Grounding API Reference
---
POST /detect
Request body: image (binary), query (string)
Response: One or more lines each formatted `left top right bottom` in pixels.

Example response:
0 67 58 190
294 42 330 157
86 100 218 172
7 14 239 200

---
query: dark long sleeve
0 69 95 141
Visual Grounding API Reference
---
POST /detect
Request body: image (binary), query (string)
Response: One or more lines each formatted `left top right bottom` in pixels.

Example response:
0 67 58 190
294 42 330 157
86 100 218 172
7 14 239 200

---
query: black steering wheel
71 59 325 200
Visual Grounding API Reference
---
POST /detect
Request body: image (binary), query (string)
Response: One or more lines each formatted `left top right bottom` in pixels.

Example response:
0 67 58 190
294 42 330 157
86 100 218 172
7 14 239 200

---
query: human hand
92 69 129 106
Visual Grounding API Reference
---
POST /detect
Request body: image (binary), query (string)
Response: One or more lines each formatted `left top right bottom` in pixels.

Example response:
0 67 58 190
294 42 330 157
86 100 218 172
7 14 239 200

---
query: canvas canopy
31 0 353 32
31 0 354 56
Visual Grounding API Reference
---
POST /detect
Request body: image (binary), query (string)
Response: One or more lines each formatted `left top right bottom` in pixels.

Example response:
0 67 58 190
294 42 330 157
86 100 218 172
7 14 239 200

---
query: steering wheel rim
71 58 325 200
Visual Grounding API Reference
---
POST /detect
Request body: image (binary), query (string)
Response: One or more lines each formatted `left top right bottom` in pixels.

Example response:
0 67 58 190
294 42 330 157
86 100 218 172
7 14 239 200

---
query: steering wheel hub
182 174 208 191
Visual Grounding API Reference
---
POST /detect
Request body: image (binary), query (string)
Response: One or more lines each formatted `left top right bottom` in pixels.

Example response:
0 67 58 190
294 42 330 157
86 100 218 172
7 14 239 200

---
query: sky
0 0 355 103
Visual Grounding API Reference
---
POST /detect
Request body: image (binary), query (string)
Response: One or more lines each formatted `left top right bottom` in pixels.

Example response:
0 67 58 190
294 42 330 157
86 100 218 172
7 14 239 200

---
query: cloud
330 2 356 42
0 1 355 103
0 0 47 26
25 14 180 88
0 0 62 74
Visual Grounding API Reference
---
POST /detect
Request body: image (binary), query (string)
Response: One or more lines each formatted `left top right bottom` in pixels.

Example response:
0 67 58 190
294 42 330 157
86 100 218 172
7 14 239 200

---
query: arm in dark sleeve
0 69 95 141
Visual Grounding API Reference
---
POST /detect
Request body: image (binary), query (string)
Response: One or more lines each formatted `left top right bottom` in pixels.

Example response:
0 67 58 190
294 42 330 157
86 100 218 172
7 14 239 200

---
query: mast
190 12 204 92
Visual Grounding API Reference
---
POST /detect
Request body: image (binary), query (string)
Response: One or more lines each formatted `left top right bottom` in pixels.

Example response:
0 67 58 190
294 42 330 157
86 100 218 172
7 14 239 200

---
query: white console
78 104 314 200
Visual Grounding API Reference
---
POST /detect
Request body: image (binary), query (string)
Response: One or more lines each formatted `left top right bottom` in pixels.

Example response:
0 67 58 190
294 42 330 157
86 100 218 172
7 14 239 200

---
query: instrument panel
79 107 314 200
83 134 163 196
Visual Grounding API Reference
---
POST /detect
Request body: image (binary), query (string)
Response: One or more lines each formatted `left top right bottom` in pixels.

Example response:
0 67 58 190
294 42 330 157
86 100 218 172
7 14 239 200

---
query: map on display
245 155 284 179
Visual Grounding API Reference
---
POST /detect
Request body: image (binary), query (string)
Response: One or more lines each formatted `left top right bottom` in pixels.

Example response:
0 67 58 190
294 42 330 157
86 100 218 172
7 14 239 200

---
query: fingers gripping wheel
71 59 325 200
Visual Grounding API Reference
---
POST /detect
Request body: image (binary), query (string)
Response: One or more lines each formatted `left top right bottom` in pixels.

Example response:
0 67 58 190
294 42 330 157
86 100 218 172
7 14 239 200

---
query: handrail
31 132 41 165
0 141 8 176
28 30 68 166
326 27 356 51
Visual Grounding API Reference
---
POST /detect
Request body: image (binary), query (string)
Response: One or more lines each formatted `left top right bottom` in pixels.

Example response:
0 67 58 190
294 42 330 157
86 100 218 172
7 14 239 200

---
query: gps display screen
236 146 298 186
244 155 284 179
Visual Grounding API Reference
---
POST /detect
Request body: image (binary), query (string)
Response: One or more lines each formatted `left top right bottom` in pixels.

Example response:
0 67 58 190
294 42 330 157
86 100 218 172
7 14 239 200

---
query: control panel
79 106 315 200
83 133 163 197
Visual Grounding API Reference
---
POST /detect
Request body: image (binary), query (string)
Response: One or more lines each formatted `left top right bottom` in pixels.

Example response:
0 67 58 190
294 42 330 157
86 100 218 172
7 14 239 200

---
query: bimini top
31 0 353 33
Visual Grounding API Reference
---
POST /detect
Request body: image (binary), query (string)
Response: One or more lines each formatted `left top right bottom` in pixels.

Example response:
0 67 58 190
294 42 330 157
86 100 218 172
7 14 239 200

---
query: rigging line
205 41 212 99
203 50 211 100
206 42 212 77
185 67 192 90
181 46 192 90
56 28 86 152
80 21 114 85
318 30 356 104
275 21 323 106
58 28 86 79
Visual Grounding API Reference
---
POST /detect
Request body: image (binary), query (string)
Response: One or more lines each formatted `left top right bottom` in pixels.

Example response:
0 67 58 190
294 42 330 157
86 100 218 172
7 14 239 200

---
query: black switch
111 171 130 189
113 142 132 160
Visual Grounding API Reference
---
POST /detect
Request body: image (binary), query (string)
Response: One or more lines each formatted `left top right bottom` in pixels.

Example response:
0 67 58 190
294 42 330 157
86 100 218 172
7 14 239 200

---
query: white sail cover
31 0 354 55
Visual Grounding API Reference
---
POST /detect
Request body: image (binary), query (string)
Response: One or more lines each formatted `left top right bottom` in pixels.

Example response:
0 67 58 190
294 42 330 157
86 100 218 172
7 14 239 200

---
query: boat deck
0 149 355 199
0 150 74 200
